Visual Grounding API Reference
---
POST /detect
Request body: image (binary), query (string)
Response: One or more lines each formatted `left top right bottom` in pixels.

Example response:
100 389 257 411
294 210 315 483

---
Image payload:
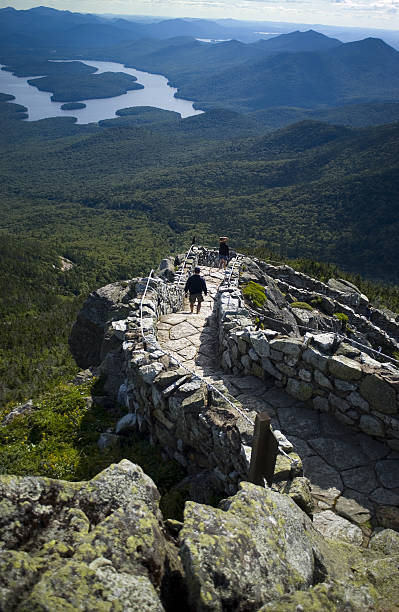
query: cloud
8 0 399 27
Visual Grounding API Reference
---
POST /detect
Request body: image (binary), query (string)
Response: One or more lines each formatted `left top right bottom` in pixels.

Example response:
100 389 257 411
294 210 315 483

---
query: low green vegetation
0 379 186 492
291 301 313 311
334 312 349 326
310 296 323 307
242 281 267 308
0 226 174 408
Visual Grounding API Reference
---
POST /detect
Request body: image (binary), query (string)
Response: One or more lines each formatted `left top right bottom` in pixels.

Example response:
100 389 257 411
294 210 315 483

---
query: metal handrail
177 244 195 286
226 254 242 287
139 269 155 341
136 249 298 464
243 302 399 367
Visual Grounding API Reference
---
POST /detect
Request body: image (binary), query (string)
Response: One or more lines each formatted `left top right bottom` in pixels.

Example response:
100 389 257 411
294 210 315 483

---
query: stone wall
258 260 399 346
215 267 399 452
91 271 251 496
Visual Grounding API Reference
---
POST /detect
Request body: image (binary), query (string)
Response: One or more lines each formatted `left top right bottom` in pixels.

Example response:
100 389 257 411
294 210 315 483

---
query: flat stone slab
156 329 171 342
169 321 199 340
355 434 390 461
375 460 399 489
312 510 363 545
277 405 321 439
302 455 343 506
178 345 198 360
160 313 191 325
370 487 399 506
156 322 172 330
335 490 372 525
341 465 378 494
229 376 266 393
308 438 369 471
289 436 317 458
262 387 297 409
164 337 193 351
319 413 356 438
236 394 277 418
188 316 209 329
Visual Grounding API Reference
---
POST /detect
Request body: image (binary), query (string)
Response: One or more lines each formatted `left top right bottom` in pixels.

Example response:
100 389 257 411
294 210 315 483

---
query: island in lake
61 102 86 110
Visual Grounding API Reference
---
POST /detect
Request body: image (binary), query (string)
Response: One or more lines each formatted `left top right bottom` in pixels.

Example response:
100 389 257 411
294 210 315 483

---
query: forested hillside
1 98 398 280
1 7 399 407
0 90 398 405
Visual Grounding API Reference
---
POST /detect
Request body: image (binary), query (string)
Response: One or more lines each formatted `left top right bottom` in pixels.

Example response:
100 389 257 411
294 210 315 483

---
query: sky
3 0 399 29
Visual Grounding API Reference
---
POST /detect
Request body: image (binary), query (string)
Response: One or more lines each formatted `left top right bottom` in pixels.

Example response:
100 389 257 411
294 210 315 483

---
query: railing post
248 412 279 487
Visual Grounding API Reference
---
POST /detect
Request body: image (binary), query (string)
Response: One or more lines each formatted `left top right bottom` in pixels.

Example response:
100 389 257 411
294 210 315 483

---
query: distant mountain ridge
100 33 399 112
1 7 399 118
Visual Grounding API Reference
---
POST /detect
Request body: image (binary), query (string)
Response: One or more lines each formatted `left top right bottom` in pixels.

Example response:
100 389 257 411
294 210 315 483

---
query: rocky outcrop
69 280 136 369
68 246 399 514
215 257 399 450
1 399 36 426
1 461 398 611
0 460 180 611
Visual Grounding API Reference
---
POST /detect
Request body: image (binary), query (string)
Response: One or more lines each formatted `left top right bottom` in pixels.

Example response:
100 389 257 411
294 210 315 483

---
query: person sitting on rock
218 236 229 269
185 267 207 314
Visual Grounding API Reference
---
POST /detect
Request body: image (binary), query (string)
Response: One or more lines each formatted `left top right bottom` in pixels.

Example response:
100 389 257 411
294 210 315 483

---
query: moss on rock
242 281 267 308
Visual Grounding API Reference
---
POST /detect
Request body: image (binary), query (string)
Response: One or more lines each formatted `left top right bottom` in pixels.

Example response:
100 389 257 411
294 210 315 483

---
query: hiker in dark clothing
218 236 229 269
185 267 207 314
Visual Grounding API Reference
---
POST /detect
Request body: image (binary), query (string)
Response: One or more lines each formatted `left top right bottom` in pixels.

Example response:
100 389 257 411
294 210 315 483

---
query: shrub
334 312 349 324
242 281 267 308
291 301 313 311
310 297 323 307
0 380 186 495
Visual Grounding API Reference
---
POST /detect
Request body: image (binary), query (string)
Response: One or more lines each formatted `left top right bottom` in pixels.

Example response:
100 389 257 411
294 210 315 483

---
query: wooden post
248 412 279 487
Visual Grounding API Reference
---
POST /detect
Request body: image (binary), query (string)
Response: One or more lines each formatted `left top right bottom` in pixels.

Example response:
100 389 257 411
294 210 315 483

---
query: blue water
0 59 203 123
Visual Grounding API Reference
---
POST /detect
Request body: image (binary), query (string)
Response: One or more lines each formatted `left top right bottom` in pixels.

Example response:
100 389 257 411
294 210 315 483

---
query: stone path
158 265 399 543
158 267 223 375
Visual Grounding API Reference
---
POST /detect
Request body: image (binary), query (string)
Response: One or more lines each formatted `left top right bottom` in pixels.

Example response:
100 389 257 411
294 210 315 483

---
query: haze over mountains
1 6 399 48
2 6 399 120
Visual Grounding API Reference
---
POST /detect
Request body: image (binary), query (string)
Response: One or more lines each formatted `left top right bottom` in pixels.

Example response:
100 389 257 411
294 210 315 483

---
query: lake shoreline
0 60 203 123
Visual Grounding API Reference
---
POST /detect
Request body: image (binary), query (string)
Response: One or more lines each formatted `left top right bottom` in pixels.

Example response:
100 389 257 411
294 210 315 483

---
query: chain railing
177 244 196 286
136 247 299 472
244 303 399 367
139 269 155 341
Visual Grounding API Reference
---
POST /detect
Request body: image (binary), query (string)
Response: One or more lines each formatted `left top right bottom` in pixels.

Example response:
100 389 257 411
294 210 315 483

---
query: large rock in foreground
0 460 177 611
1 462 398 611
179 481 390 611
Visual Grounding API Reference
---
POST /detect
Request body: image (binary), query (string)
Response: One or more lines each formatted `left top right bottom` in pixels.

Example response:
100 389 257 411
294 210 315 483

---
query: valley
0 6 398 442
0 9 399 609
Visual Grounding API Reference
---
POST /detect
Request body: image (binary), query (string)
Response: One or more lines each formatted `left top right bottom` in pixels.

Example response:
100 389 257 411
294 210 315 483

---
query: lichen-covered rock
287 476 314 517
312 510 363 546
258 579 375 611
179 481 319 611
353 555 399 610
369 528 399 555
19 560 164 612
0 460 179 611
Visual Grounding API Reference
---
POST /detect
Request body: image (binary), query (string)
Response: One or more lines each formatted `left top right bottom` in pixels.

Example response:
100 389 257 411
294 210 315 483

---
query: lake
0 60 203 123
